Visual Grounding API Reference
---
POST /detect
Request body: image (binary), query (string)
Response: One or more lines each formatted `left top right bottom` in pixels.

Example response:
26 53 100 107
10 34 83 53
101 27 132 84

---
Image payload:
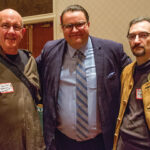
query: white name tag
136 88 143 100
0 83 14 94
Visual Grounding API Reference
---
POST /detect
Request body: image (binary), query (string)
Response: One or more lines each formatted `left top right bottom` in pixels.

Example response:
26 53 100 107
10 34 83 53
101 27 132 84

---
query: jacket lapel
90 36 104 93
54 40 67 100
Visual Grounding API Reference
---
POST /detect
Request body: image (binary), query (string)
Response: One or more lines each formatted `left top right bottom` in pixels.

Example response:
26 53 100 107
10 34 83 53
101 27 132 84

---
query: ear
22 27 26 37
60 16 64 30
87 21 90 27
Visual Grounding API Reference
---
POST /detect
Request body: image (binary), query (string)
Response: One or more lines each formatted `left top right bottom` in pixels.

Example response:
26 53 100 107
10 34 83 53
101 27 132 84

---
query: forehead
63 11 86 23
0 11 22 25
129 21 150 33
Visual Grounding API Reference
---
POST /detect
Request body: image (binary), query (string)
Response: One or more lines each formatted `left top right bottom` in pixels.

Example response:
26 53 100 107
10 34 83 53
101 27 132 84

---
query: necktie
75 50 88 140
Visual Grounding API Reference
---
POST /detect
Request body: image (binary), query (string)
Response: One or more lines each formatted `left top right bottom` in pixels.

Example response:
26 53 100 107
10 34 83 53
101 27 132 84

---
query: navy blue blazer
36 36 131 150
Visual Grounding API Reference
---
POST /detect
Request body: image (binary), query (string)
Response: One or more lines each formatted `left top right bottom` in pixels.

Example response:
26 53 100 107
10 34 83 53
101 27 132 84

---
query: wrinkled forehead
129 21 150 34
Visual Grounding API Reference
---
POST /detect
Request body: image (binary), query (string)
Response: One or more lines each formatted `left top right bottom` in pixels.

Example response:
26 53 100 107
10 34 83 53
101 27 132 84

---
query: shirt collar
67 37 92 58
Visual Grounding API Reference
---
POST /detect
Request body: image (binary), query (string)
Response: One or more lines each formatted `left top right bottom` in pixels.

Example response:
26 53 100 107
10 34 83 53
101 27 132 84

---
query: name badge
136 88 142 100
0 83 14 94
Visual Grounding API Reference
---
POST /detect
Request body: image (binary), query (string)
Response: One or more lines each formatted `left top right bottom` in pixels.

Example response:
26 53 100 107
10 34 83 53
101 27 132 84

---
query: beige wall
54 0 150 60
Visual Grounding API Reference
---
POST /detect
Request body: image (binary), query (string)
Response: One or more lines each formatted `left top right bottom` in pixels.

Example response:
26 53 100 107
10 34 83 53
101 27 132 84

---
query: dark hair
127 17 150 36
60 4 89 25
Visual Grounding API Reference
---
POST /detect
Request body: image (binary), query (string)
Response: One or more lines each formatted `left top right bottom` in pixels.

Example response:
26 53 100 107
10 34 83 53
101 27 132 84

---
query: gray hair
127 17 150 36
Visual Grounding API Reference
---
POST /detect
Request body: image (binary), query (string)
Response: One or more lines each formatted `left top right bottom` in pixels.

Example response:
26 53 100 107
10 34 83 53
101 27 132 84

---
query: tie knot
75 50 85 60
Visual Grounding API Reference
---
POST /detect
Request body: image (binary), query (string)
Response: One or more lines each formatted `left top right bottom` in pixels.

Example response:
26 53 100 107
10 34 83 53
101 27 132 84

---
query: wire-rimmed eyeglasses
127 32 150 41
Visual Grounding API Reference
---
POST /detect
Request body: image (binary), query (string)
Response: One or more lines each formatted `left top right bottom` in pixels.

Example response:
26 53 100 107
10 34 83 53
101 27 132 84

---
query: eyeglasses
62 22 87 31
127 32 150 41
0 23 23 31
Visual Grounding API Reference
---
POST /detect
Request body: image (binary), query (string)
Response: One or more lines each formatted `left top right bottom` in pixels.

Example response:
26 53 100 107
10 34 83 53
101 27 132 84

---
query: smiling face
128 21 150 64
61 11 90 49
0 9 25 55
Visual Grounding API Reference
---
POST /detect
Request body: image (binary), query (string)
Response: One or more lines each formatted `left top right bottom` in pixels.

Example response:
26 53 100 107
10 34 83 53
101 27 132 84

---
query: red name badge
136 88 143 100
0 83 14 94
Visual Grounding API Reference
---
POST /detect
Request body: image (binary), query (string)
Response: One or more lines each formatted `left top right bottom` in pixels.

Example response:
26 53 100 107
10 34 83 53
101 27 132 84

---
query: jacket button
117 118 121 121
123 100 127 106
147 106 150 110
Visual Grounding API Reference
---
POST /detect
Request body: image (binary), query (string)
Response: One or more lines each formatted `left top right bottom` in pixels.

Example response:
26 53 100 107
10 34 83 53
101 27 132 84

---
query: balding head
0 9 23 26
0 8 25 55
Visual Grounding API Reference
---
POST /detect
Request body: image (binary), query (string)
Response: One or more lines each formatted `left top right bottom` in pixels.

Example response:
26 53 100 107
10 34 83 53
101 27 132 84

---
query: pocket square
107 72 116 80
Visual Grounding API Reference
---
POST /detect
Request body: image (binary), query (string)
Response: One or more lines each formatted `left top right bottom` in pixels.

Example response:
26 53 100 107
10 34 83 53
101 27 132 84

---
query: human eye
127 34 136 40
139 32 149 38
76 23 83 27
76 22 86 28
63 24 73 29
13 24 22 31
1 23 10 29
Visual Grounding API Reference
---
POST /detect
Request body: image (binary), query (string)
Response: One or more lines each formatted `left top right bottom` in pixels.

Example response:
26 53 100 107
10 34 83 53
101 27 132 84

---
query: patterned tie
75 50 89 140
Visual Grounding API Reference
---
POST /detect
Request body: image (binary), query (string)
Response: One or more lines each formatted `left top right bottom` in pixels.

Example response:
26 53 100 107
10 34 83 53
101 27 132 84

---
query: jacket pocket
106 72 116 80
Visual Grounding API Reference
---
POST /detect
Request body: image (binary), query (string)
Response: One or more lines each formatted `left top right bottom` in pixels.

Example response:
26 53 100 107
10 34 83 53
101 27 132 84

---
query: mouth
70 34 82 37
132 44 144 50
5 37 16 43
6 37 16 40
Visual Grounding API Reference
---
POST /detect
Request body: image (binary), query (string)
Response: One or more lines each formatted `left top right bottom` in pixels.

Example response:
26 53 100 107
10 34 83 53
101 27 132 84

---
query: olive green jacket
0 51 45 150
113 61 150 150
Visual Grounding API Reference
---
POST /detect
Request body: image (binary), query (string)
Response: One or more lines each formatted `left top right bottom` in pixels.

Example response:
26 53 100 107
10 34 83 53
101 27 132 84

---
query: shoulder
121 62 136 80
90 36 122 47
90 36 124 56
43 38 66 50
36 38 67 64
90 36 125 59
41 38 66 56
18 49 31 56
122 62 135 73
18 49 32 63
90 36 131 69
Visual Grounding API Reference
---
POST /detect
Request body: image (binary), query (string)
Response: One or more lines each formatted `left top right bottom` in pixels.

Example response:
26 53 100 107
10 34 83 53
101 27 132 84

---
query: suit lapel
91 37 104 86
54 41 67 100
90 37 105 112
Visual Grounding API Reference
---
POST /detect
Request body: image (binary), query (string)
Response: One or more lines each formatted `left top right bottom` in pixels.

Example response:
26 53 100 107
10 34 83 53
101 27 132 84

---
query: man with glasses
0 9 45 149
113 17 150 150
36 4 131 150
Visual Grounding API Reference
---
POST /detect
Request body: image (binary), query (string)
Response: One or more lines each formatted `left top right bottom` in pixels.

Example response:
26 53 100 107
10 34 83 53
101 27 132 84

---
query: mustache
132 44 144 49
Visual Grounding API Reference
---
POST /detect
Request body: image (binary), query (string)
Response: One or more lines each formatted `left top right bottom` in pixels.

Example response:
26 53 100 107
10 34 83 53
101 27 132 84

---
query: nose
134 35 141 43
72 26 78 32
8 26 15 33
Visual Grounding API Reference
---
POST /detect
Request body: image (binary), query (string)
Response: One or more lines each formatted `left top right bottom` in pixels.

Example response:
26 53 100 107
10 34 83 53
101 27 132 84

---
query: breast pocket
106 72 116 80
106 71 120 94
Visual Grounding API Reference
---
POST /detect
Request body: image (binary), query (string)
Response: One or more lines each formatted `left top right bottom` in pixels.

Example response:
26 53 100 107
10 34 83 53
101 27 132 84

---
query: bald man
0 9 45 149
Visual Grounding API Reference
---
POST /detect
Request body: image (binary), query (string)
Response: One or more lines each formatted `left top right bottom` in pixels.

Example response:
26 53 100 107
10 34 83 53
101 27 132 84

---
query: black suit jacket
36 36 131 150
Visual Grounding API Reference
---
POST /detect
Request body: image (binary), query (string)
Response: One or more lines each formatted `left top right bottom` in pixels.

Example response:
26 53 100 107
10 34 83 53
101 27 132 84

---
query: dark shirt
6 50 29 72
117 60 150 150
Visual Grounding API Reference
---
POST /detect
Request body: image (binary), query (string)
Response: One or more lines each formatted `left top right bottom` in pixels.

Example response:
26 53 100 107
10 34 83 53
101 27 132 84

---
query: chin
133 52 145 57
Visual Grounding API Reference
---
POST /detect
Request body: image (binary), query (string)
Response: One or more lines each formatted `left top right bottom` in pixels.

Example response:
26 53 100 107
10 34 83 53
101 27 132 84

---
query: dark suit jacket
36 36 131 150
